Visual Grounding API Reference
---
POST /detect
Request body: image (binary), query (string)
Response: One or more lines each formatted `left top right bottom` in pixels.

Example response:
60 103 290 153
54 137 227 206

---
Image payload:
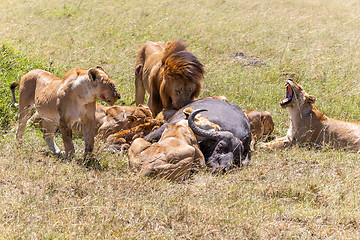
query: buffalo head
188 109 246 173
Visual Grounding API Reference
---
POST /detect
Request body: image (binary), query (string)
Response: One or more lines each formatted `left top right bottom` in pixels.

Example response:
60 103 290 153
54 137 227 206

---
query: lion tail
10 82 19 107
10 82 19 108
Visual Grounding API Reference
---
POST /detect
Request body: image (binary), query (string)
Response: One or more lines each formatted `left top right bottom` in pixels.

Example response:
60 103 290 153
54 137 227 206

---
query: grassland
0 0 360 238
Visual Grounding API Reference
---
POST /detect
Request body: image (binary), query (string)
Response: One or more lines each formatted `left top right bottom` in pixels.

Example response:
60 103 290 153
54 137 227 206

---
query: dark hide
145 98 251 172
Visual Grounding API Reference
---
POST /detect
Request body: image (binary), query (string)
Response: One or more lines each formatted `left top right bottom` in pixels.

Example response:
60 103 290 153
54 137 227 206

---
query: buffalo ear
306 95 316 104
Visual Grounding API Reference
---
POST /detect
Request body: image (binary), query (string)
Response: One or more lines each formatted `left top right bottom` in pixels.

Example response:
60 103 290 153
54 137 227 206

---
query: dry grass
1 0 360 238
1 133 360 239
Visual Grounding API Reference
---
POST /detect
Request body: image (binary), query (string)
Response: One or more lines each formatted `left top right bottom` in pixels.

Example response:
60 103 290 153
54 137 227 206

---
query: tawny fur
128 108 219 181
16 102 151 141
106 118 163 146
13 67 120 158
245 109 274 150
135 40 204 116
262 79 360 151
96 105 153 139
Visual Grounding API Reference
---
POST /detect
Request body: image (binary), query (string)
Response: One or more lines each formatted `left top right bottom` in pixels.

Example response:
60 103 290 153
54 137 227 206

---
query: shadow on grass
41 149 109 171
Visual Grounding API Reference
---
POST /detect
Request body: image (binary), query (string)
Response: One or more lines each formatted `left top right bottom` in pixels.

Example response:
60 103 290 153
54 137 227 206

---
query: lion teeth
281 98 289 104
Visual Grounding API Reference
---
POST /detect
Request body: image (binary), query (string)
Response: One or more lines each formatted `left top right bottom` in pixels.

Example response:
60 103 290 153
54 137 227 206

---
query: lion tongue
280 84 293 105
286 84 293 98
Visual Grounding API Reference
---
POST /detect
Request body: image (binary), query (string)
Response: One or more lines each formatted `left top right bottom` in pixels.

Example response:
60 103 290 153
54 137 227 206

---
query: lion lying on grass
262 79 360 151
96 105 153 139
128 108 219 181
106 118 163 147
13 67 120 158
135 39 204 116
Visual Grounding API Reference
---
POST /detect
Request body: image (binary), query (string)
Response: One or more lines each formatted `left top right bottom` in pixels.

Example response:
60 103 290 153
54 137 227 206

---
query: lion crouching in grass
128 108 219 181
262 79 360 151
13 66 120 158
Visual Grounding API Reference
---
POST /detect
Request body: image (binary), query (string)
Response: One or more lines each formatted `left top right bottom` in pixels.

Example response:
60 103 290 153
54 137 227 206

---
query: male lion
14 67 120 158
135 39 204 116
262 79 360 151
128 108 219 181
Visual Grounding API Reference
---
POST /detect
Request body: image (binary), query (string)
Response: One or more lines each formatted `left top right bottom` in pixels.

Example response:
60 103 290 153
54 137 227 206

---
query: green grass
0 44 64 128
0 0 360 238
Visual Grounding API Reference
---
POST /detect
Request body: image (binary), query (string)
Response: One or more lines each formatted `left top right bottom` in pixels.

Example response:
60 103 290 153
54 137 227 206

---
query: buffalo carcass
145 98 251 172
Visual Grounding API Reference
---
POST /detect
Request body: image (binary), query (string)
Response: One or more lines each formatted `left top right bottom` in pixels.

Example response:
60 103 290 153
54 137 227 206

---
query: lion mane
135 40 204 116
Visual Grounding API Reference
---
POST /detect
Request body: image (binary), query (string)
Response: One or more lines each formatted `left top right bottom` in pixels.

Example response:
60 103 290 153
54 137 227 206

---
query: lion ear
96 66 105 71
88 67 100 82
306 95 316 104
126 115 138 123
88 66 106 82
183 107 193 119
135 65 142 75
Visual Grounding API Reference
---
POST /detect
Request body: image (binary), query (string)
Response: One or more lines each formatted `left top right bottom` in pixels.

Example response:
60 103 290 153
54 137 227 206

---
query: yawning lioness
262 79 360 151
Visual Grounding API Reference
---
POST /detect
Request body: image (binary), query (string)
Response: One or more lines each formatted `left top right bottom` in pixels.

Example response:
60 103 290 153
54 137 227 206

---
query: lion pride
135 39 204 116
262 79 360 151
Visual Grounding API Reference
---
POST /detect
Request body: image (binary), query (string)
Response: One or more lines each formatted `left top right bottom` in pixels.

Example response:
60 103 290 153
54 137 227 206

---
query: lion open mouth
280 82 293 106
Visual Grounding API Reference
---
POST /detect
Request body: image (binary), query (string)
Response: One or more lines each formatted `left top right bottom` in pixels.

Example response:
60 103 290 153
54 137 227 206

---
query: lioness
14 67 120 158
135 40 204 116
262 79 360 151
128 108 219 181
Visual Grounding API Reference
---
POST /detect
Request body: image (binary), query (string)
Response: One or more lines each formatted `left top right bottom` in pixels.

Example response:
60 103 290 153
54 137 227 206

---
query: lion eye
176 90 181 95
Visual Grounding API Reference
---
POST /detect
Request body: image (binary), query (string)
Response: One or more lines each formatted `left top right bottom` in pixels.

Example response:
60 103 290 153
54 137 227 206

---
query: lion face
89 66 120 106
280 79 315 109
161 76 199 110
